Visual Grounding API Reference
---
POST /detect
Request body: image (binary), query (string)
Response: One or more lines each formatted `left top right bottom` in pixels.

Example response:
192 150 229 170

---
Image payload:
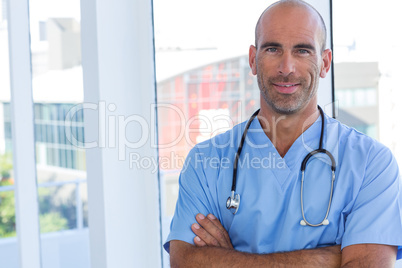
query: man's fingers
207 214 225 232
191 223 220 247
195 213 232 249
207 214 232 247
193 236 206 247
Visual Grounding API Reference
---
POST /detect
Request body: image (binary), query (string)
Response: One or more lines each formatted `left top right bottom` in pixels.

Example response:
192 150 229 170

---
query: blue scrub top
164 113 402 259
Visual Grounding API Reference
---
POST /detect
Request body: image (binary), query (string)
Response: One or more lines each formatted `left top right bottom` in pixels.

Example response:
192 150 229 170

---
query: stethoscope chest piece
226 190 240 214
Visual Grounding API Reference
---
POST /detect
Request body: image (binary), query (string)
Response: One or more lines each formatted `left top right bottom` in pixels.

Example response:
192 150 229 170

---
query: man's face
249 5 331 115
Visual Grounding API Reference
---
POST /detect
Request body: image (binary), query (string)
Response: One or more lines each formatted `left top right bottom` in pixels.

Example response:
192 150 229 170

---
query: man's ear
320 48 332 78
249 45 257 75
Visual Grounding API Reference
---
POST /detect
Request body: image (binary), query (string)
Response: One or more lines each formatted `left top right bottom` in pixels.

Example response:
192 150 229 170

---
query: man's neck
258 102 320 158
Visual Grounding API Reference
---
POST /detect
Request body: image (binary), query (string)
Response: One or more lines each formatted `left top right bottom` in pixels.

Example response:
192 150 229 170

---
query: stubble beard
257 74 317 115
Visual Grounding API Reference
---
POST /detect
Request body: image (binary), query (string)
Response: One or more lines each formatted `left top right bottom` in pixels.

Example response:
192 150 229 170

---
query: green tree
0 153 12 179
40 212 68 233
0 180 16 237
0 153 16 237
0 154 69 237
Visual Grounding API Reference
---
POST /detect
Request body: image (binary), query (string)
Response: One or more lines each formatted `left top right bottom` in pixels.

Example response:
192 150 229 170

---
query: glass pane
28 0 90 266
156 1 402 266
154 0 276 265
333 2 402 266
0 1 19 266
38 185 74 233
80 182 88 228
38 182 87 232
333 0 401 150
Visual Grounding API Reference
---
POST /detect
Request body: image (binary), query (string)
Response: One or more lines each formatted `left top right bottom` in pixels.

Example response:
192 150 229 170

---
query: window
333 0 400 148
154 1 333 266
26 0 89 266
4 0 157 266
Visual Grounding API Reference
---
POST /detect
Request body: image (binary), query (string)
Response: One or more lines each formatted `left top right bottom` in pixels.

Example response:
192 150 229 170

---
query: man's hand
191 213 233 249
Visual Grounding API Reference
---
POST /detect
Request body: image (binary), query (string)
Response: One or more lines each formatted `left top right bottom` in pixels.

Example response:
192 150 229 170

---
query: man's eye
298 49 309 54
266 47 277 52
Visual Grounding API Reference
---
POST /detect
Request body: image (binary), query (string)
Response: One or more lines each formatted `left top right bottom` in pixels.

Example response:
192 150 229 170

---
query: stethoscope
226 106 336 227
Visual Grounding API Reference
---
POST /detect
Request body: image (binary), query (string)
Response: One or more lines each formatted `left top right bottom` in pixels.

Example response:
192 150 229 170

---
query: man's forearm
170 241 342 268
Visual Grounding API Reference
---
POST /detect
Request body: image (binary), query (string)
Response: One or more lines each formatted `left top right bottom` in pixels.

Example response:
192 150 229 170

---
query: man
165 0 402 267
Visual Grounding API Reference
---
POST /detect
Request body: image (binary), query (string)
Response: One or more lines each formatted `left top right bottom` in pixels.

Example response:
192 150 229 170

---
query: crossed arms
169 213 397 268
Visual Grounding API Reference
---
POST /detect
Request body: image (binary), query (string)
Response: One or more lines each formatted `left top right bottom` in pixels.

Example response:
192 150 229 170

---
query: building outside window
334 62 380 139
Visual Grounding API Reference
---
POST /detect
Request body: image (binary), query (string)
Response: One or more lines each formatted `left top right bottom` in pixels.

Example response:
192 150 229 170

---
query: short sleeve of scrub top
163 145 223 253
340 143 402 259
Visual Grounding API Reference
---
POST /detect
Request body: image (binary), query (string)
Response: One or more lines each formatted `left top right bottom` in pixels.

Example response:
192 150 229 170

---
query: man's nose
278 52 295 76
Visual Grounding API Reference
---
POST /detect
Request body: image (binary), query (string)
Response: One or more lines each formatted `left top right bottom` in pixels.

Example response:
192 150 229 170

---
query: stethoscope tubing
231 109 260 192
227 106 337 227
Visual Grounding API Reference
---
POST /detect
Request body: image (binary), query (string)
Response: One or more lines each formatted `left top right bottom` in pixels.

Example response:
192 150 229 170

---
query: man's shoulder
327 115 395 165
327 115 381 146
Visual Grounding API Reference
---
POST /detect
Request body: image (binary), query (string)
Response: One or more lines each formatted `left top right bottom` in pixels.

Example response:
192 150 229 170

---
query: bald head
255 0 327 53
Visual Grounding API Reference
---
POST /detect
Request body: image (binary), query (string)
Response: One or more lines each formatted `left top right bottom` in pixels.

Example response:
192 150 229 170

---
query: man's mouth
272 83 300 94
